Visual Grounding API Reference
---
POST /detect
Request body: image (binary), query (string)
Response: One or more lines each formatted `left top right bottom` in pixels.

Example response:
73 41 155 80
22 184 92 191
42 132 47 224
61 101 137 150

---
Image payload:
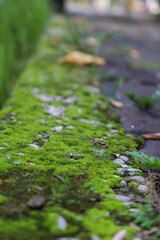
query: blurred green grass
0 0 50 107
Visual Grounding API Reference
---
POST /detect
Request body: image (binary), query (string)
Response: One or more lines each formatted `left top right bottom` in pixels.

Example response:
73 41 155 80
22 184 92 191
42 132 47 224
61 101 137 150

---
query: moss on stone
0 16 140 239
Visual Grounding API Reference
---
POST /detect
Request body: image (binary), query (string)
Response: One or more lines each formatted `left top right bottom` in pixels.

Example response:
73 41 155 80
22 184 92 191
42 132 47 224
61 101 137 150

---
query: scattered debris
115 195 131 202
59 51 105 66
142 133 160 140
110 99 124 108
90 139 108 148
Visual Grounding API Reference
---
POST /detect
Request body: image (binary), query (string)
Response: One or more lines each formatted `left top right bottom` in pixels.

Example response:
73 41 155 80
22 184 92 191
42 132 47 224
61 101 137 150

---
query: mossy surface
0 16 139 239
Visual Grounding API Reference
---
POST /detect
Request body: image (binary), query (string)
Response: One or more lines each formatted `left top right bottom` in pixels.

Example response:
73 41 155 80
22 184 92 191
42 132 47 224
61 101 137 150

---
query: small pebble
113 175 119 178
57 216 67 230
110 129 118 133
77 109 82 114
119 180 127 187
105 124 114 128
29 144 39 150
115 195 131 202
117 168 124 174
119 156 128 162
18 153 25 156
66 125 73 130
112 229 127 240
79 119 102 125
126 176 145 184
95 100 103 106
126 168 142 172
91 236 101 240
130 208 139 212
52 126 63 132
121 164 129 168
114 159 125 165
27 196 45 209
36 119 45 123
137 185 148 194
45 105 66 117
128 172 137 176
56 119 61 123
123 201 134 206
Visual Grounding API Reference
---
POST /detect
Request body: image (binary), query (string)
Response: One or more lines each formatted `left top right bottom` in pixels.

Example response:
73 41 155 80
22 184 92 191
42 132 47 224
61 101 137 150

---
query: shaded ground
93 18 160 157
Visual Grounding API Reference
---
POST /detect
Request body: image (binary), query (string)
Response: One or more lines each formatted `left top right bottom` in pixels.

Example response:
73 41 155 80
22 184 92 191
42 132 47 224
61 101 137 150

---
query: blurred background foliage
0 0 50 107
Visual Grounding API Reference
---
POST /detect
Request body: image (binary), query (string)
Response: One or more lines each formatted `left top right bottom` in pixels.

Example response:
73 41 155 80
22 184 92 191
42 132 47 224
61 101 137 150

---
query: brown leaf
142 133 160 140
91 139 107 148
59 51 105 66
111 99 124 108
27 196 46 209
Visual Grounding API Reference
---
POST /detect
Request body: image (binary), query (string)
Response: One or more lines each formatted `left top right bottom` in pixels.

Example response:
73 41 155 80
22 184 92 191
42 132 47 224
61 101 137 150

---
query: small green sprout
131 204 160 230
126 151 160 169
125 90 160 109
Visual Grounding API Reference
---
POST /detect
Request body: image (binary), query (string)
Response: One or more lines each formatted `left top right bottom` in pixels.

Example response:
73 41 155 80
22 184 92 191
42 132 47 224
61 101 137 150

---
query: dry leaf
112 229 127 240
129 48 140 59
111 99 124 108
142 133 160 140
59 51 105 66
91 139 107 148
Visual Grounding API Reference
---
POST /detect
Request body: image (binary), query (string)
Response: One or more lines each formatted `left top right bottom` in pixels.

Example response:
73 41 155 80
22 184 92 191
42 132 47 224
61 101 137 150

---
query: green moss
0 16 140 239
0 218 38 240
128 181 139 188
0 194 7 204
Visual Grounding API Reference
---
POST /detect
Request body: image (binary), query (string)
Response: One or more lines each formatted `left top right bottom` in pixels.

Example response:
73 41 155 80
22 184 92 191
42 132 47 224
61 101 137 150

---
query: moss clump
0 16 140 239
128 181 139 188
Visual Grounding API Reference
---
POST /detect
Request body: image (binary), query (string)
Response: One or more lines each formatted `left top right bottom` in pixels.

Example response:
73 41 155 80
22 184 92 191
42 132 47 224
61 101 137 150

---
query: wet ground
93 18 160 157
